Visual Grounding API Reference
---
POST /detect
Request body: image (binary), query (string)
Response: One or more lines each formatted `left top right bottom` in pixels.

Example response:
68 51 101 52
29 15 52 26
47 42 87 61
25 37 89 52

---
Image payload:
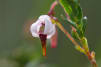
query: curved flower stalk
30 15 56 56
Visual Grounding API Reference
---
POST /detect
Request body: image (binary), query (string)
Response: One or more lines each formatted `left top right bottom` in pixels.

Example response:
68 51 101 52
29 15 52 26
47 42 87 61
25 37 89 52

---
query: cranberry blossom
30 15 56 56
30 15 56 39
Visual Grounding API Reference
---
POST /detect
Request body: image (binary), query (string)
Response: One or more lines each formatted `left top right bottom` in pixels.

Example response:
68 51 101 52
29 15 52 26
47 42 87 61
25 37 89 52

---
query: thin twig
52 18 84 51
48 1 58 16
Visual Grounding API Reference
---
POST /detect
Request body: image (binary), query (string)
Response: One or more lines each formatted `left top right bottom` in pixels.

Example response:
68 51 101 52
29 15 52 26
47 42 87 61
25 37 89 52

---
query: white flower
30 15 56 39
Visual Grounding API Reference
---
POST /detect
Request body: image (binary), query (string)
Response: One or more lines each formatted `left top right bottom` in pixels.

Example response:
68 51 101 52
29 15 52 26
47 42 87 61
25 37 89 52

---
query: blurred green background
0 0 101 67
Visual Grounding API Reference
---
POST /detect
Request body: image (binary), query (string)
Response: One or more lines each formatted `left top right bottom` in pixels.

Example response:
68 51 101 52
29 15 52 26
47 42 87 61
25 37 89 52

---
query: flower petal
30 15 56 39
51 29 58 48
30 20 41 37
42 16 56 39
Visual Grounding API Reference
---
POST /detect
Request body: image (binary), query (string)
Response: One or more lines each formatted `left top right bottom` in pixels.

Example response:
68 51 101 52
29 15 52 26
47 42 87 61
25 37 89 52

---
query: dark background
0 0 101 67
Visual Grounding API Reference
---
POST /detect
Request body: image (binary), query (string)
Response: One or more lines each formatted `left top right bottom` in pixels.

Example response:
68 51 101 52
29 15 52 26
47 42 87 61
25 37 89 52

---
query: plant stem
87 52 97 67
83 44 98 67
56 22 78 46
48 1 58 16
49 1 98 67
58 1 98 66
79 37 98 67
56 20 97 67
51 18 84 53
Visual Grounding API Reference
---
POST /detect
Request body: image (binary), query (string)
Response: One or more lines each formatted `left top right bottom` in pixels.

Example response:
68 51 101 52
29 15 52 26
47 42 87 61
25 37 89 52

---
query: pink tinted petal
44 18 56 39
51 29 58 48
30 21 39 37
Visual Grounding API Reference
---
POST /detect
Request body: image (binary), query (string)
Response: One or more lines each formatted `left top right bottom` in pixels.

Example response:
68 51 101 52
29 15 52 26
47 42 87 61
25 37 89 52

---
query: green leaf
62 18 77 28
74 0 80 3
75 45 85 54
76 16 87 37
82 16 87 34
71 30 79 40
81 37 89 51
59 0 87 38
59 0 83 24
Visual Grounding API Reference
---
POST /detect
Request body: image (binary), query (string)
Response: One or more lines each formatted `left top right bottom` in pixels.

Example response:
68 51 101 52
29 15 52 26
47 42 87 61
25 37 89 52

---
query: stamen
39 23 45 34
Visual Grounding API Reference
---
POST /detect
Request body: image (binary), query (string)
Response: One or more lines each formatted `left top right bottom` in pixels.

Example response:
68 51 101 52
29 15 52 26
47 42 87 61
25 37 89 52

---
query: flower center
39 22 45 34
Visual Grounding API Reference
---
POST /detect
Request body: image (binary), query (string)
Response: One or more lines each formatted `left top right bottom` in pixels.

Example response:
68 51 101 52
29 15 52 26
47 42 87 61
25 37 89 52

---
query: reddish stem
51 29 58 48
48 1 58 16
86 51 97 67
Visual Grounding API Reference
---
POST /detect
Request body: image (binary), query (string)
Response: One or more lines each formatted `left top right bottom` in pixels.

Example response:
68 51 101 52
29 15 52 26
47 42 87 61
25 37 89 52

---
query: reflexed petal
39 15 50 21
43 16 56 39
30 15 56 39
51 29 58 48
30 20 40 37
